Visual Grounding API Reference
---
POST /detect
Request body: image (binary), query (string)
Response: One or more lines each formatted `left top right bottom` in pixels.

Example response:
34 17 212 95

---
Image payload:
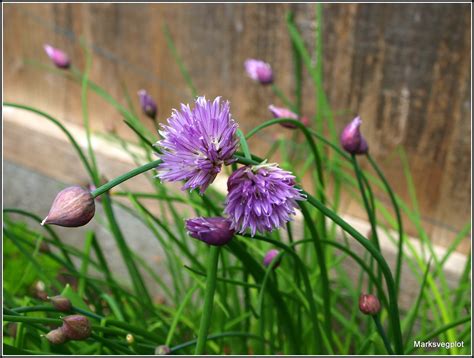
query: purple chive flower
156 96 239 194
263 249 281 269
43 44 70 69
224 163 306 237
340 116 369 155
244 59 273 85
138 89 158 120
185 217 235 246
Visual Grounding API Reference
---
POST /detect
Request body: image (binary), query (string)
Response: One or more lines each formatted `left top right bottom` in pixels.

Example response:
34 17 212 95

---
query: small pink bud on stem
42 186 95 227
155 345 171 355
359 293 381 315
43 44 70 69
49 295 72 312
44 328 68 345
263 249 281 269
340 116 369 155
61 315 92 341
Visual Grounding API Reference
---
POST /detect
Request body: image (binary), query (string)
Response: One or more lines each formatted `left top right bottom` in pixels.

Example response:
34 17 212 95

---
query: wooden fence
3 3 471 252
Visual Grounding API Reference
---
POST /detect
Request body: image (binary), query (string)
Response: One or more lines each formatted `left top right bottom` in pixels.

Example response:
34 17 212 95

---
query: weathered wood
3 3 471 250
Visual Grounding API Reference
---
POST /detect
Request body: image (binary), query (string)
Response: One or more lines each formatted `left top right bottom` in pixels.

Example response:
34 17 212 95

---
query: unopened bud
155 345 171 355
61 315 92 340
42 186 95 227
49 295 72 312
359 294 381 315
43 44 70 69
44 328 67 345
268 105 300 129
185 217 235 246
138 89 158 120
126 333 134 344
340 116 369 155
263 249 281 269
244 59 273 85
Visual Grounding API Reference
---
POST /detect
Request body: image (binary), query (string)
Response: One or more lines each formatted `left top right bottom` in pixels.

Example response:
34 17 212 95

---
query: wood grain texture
3 3 471 250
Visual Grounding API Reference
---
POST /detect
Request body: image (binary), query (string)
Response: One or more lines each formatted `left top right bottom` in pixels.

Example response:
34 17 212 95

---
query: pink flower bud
359 294 381 315
268 105 301 129
61 315 92 341
244 59 273 85
49 295 72 312
155 345 171 355
138 89 158 120
43 44 70 69
340 116 369 155
185 217 235 246
263 249 281 269
42 186 95 227
44 328 68 345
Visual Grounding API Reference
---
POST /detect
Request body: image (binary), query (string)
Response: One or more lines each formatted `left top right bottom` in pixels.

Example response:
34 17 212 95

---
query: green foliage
3 5 470 356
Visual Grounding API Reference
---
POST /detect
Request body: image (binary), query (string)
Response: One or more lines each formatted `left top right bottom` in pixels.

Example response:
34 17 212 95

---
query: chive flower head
156 96 239 194
224 162 306 237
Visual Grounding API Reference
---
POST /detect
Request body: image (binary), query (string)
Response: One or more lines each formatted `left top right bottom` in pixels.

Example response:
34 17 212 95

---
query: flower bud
44 328 68 345
126 333 134 345
155 345 171 355
61 315 92 340
138 89 158 120
42 186 95 227
263 249 281 269
43 44 70 69
185 217 235 246
268 105 303 129
359 294 381 315
244 59 273 85
340 116 369 155
39 241 51 253
49 295 72 312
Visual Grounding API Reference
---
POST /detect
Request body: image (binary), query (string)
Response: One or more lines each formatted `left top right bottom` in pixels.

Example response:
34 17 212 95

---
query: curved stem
352 154 383 297
195 246 220 354
234 154 404 354
3 102 95 179
367 154 404 297
90 160 162 198
373 314 395 355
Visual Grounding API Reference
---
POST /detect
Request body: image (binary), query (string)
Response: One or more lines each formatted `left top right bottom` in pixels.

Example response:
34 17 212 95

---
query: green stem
352 155 383 298
195 246 220 354
234 154 404 354
373 315 394 355
172 331 273 354
3 102 94 178
367 154 404 297
91 160 162 198
271 84 297 113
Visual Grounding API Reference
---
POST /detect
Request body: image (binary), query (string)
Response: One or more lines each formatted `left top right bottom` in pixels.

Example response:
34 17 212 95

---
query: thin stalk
91 160 162 198
234 154 404 354
3 103 94 178
367 153 404 297
373 314 395 355
195 246 220 354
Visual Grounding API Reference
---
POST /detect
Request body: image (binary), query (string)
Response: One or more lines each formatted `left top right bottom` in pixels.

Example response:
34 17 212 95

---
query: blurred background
3 3 471 256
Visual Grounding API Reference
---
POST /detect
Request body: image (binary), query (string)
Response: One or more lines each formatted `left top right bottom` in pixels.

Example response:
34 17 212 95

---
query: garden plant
3 7 471 356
